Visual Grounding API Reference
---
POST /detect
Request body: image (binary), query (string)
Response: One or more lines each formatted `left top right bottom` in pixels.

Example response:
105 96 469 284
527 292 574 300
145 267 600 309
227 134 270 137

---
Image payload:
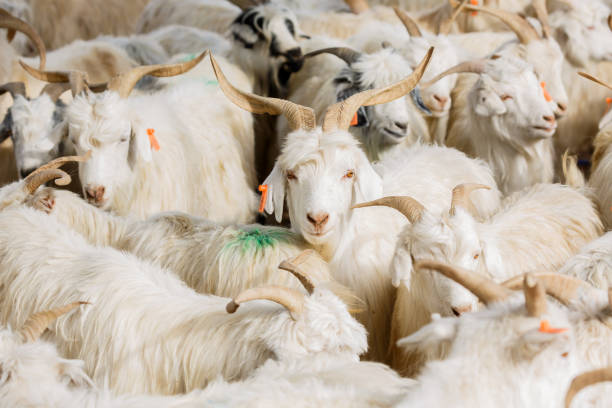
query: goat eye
343 170 355 179
501 94 512 101
587 26 595 30
473 253 479 260
286 171 297 180
285 19 295 36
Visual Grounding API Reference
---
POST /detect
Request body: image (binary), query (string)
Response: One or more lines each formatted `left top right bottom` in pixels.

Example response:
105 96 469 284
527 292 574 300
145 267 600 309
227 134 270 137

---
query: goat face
263 130 382 249
550 0 612 68
231 4 305 89
393 207 483 316
66 92 138 209
469 58 557 145
4 95 69 179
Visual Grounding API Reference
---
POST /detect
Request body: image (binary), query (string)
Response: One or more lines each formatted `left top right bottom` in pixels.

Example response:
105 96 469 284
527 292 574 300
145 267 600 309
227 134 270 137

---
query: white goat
209 49 501 361
557 232 612 290
21 52 259 222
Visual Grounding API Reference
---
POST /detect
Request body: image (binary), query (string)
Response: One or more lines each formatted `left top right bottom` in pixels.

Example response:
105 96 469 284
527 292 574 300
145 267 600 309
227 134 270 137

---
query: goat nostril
394 122 408 131
452 308 461 317
543 115 555 123
307 212 329 228
451 305 472 316
557 102 567 112
286 47 303 61
85 186 105 203
433 94 448 106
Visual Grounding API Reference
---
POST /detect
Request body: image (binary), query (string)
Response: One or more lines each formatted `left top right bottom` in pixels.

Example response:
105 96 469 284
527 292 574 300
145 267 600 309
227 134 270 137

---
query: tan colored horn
393 7 422 37
0 82 26 98
41 83 71 102
345 0 369 14
501 273 599 306
107 50 208 98
565 367 612 408
0 9 46 69
608 14 612 32
322 46 433 133
226 286 305 319
18 61 90 96
524 274 547 317
415 260 511 305
439 0 468 35
449 183 490 216
278 250 318 294
19 301 88 343
532 0 552 39
210 53 316 131
352 196 425 224
420 59 488 88
304 47 362 66
578 72 612 91
608 287 612 309
23 151 91 194
461 4 540 44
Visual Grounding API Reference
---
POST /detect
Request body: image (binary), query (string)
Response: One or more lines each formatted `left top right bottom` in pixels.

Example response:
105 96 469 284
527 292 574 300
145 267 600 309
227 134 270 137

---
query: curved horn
501 273 599 306
524 274 547 317
0 9 46 69
278 250 318 294
304 47 362 66
322 47 433 133
532 0 552 39
41 83 71 102
23 151 91 194
210 53 315 131
345 0 369 14
439 0 468 35
393 7 422 37
19 301 88 343
450 183 490 216
18 61 90 96
461 4 540 44
415 260 511 305
352 196 424 224
108 50 208 98
420 59 487 88
609 14 612 32
578 72 612 91
565 367 612 408
0 82 26 98
226 286 305 319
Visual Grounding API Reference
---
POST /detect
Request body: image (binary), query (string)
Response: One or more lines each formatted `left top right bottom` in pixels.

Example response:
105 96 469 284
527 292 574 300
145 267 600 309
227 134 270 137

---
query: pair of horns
352 183 489 223
565 367 612 408
226 250 322 319
19 301 87 343
20 50 208 99
210 47 433 133
23 151 91 194
393 0 467 37
0 8 45 70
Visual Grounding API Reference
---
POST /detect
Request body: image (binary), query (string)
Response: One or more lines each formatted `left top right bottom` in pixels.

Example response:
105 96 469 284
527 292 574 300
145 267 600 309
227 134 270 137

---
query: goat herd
1 0 612 406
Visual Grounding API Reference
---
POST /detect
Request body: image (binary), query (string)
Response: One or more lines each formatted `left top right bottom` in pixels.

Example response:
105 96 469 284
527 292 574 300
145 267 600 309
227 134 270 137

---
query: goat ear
391 242 414 288
397 315 458 351
353 155 382 204
58 358 94 388
262 161 286 223
473 87 507 117
130 124 152 163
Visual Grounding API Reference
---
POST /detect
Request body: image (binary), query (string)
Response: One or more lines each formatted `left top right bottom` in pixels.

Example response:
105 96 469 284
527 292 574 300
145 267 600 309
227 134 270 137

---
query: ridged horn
19 301 88 343
210 53 315 131
439 0 468 35
578 72 612 91
278 250 318 294
322 47 433 133
524 274 547 317
0 8 46 69
449 183 490 216
565 367 612 408
23 151 91 194
352 196 425 224
461 3 540 44
18 61 90 96
501 273 599 306
345 0 369 14
304 47 362 66
393 7 422 37
226 286 305 320
0 82 26 98
415 260 511 305
107 50 208 98
420 59 487 88
532 0 552 39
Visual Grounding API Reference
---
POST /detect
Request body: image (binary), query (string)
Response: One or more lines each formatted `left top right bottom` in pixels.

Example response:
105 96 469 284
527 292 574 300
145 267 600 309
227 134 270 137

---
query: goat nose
556 102 567 113
85 186 105 203
433 94 448 107
542 115 555 124
20 168 35 179
285 47 303 61
307 212 329 228
451 305 473 317
394 121 408 131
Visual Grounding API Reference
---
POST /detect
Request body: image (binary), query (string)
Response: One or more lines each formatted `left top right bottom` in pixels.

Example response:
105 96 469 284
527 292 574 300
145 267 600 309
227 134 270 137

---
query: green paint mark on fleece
180 53 198 62
224 228 291 253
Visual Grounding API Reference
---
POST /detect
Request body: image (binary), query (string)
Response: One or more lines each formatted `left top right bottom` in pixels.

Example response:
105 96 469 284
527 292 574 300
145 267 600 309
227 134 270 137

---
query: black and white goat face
1 94 69 179
231 3 305 90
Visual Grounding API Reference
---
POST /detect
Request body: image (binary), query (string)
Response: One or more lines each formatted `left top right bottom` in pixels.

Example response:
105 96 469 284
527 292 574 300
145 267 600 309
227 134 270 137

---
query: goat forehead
352 51 412 89
279 130 359 169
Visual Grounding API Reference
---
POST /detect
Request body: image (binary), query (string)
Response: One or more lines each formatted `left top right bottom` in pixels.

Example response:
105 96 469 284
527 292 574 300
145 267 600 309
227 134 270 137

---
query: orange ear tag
539 320 568 334
258 184 268 213
350 112 359 127
147 128 161 151
541 82 552 102
606 97 612 113
470 0 478 16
